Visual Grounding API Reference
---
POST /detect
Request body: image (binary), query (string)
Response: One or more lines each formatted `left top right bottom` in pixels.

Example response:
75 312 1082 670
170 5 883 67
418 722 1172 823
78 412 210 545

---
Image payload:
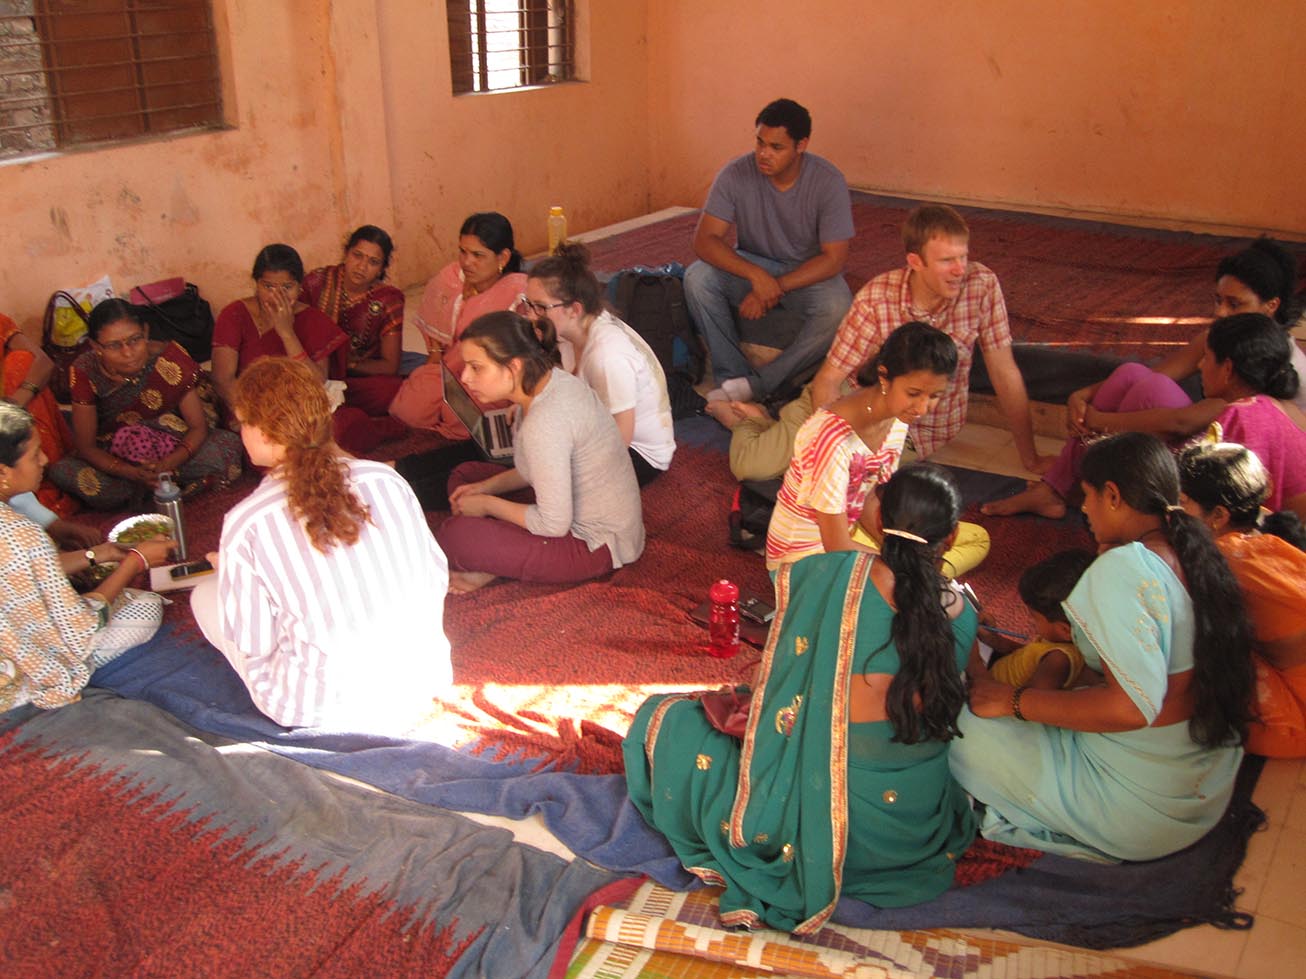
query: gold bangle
1012 685 1029 722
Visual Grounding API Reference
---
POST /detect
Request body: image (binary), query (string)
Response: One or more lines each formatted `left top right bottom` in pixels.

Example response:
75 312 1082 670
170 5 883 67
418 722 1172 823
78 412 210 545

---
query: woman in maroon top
212 244 347 423
212 244 404 454
300 225 406 415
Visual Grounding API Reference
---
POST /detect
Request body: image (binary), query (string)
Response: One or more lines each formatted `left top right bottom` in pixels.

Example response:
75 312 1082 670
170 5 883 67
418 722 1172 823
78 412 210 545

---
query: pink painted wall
0 0 652 335
647 1 1306 238
3 1 1301 338
1 2 353 335
373 1 651 280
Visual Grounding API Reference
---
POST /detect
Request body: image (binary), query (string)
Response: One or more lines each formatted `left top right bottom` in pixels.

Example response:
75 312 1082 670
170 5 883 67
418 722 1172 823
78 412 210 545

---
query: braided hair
875 463 967 744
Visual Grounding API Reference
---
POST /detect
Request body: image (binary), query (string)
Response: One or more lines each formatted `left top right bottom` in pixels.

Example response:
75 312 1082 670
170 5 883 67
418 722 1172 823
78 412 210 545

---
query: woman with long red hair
190 357 453 734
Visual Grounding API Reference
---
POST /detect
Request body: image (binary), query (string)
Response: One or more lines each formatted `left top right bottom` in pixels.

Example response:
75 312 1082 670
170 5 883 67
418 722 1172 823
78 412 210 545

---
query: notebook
442 363 515 463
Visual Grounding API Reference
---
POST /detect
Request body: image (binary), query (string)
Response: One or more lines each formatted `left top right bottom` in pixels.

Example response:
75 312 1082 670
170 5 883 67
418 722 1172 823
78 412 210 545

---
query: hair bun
553 241 591 266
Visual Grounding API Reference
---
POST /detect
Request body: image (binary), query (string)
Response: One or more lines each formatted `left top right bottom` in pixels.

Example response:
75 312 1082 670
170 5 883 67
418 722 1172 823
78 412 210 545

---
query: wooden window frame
0 0 223 160
447 0 575 96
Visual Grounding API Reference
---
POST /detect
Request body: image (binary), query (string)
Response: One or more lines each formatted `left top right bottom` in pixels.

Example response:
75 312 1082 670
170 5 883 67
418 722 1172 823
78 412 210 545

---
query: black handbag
132 280 214 363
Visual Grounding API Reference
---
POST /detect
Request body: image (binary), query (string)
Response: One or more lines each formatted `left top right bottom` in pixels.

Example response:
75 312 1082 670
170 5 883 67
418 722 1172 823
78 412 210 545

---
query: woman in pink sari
389 213 527 434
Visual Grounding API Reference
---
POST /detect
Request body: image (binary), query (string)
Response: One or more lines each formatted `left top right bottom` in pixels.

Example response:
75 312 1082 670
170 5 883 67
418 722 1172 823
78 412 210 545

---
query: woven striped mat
562 881 1203 979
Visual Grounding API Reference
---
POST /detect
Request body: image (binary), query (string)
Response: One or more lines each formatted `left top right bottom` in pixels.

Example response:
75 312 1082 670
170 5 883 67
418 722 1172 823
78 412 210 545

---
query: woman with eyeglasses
47 299 242 509
389 212 528 434
211 243 348 426
518 242 674 485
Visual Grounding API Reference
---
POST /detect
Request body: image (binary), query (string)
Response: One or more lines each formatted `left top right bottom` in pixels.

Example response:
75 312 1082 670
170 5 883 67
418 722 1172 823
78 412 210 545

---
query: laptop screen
441 363 514 460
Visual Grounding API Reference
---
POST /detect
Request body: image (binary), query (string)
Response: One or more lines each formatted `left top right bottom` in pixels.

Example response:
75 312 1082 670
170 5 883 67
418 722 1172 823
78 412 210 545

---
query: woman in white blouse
517 242 675 485
191 357 453 734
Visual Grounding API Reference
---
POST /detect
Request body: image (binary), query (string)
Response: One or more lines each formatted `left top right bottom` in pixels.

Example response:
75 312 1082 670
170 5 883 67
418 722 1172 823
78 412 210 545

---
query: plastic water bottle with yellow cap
547 206 567 254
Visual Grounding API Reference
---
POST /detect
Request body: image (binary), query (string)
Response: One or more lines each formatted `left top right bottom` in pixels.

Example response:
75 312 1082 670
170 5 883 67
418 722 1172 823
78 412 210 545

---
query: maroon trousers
436 461 614 584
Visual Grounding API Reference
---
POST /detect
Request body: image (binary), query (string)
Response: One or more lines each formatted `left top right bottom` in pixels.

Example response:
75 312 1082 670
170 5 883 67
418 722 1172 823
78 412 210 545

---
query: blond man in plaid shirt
810 205 1053 473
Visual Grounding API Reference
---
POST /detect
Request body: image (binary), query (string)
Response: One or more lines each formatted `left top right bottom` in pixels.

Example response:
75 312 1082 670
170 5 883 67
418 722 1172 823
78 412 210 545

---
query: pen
959 581 1030 642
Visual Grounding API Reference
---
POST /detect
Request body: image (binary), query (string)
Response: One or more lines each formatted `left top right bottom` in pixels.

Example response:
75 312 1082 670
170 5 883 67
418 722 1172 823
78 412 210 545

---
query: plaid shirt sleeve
825 282 890 380
974 269 1012 353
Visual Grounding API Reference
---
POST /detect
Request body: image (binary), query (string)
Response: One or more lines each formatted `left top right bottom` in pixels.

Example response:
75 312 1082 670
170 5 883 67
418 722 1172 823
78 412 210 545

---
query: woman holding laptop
433 311 644 592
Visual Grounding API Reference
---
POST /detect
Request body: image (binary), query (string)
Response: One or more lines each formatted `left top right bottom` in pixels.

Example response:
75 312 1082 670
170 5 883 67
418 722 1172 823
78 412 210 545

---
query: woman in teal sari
951 432 1253 862
624 465 979 934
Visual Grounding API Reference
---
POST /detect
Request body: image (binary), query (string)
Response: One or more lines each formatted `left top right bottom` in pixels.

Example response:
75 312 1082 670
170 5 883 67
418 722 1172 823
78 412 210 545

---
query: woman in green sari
624 464 978 934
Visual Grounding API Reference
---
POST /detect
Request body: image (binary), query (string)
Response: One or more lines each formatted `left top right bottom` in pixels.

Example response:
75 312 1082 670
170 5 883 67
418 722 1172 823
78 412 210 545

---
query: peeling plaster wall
0 0 652 335
4 1 1301 338
1 1 351 334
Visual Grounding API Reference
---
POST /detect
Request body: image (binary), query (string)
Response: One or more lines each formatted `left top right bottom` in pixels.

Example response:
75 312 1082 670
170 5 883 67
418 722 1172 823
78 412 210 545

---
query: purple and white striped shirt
215 459 453 731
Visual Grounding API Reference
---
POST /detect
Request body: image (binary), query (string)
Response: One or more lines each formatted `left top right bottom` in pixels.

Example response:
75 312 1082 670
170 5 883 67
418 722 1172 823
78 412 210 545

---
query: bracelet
1011 685 1029 722
127 547 149 573
292 350 309 361
19 380 40 395
84 591 108 605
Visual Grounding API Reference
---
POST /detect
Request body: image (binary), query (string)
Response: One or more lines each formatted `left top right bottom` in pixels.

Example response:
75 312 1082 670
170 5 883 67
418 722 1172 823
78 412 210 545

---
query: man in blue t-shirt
685 98 854 404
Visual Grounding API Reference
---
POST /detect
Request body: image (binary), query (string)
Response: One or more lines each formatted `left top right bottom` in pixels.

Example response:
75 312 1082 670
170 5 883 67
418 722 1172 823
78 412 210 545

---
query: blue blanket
82 622 1262 949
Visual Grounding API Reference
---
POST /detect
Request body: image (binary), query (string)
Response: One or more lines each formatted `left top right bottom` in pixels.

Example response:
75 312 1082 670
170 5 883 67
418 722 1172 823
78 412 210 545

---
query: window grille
0 0 222 160
446 0 574 95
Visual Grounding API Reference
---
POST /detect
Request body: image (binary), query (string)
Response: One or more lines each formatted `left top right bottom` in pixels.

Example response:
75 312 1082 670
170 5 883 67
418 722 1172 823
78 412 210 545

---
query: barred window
0 0 223 161
446 0 574 95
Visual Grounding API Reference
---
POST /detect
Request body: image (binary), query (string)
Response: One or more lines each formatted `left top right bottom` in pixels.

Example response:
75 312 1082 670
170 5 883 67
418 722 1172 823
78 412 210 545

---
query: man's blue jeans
683 251 851 398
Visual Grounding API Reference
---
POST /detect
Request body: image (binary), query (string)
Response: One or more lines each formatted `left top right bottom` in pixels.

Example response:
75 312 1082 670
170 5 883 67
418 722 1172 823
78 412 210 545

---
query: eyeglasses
97 334 147 353
515 294 569 317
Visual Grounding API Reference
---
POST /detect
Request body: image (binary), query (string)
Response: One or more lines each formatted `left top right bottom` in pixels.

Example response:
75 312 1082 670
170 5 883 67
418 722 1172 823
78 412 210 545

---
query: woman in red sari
389 212 527 434
212 244 347 423
0 312 75 514
214 244 400 453
300 225 406 415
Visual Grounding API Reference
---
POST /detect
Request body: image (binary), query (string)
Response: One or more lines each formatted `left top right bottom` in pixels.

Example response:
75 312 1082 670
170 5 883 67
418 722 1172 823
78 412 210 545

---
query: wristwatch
85 549 97 568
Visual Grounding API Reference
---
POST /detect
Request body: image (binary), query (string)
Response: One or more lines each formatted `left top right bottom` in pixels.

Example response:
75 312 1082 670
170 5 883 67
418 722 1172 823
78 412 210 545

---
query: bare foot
703 400 745 430
449 570 497 594
733 401 770 422
980 480 1067 519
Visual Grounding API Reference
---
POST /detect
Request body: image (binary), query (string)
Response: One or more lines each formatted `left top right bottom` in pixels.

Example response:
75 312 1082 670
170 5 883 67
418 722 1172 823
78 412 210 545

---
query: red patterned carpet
0 731 477 977
66 443 1087 773
585 194 1306 360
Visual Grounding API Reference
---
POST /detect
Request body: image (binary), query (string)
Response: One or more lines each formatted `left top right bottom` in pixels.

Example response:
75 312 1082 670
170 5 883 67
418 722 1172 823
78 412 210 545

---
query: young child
984 549 1096 689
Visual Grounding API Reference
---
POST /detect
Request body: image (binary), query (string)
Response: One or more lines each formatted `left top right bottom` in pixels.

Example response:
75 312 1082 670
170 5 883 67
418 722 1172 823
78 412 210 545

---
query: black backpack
607 264 705 383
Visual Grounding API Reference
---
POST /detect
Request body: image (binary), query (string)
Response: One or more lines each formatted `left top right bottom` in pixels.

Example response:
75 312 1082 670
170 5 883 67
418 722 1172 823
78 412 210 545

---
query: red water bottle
707 579 741 658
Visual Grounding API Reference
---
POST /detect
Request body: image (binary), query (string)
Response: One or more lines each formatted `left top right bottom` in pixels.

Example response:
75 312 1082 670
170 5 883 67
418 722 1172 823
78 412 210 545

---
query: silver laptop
442 363 515 463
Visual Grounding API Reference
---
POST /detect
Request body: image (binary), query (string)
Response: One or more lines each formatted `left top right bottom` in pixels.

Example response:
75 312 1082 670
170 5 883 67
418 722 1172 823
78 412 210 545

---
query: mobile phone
170 559 214 579
739 594 775 624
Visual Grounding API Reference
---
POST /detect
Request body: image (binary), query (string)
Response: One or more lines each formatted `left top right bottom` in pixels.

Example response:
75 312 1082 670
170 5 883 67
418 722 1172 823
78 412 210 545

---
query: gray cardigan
516 368 645 568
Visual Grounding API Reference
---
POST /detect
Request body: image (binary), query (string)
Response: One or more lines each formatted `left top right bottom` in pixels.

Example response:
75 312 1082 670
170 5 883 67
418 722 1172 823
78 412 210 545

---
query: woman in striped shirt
765 322 958 572
191 357 453 734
